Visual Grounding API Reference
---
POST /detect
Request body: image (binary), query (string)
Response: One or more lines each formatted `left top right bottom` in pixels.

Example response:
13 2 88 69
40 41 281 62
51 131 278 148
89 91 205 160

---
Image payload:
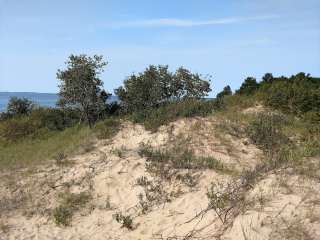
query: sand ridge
1 118 319 239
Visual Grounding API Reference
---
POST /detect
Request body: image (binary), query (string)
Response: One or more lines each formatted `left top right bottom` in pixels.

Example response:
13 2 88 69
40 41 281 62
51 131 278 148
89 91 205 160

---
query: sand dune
1 118 319 239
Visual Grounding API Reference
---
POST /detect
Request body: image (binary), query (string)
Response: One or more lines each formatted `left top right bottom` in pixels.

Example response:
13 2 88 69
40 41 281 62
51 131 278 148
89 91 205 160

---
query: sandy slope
1 118 319 240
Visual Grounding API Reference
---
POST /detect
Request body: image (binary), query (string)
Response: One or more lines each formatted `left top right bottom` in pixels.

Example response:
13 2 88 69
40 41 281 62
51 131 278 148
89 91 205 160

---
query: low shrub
132 99 215 131
246 112 290 151
30 107 80 131
6 97 34 117
138 143 228 175
303 111 320 124
135 176 171 213
207 181 245 224
0 107 80 142
53 205 73 227
94 118 120 139
0 117 39 142
114 212 134 230
53 191 91 226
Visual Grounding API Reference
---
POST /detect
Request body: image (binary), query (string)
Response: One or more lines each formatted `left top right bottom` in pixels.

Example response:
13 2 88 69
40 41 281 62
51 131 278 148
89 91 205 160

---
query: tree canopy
57 54 109 126
6 97 34 117
236 77 259 95
115 65 211 112
216 85 232 99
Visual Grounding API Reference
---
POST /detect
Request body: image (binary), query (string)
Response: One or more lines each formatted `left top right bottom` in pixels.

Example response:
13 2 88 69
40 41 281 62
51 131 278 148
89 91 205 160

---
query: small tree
236 77 259 95
216 85 232 99
57 54 109 127
261 73 274 84
172 67 211 100
115 65 211 112
115 65 168 112
6 97 34 116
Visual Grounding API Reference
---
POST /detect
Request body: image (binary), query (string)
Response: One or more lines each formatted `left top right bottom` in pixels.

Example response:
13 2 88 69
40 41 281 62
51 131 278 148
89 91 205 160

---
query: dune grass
0 115 123 170
0 125 93 170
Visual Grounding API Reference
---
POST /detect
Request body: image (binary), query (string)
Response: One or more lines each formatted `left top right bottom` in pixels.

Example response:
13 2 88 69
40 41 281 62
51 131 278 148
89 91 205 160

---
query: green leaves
6 97 34 117
236 77 259 95
115 65 211 112
57 54 109 127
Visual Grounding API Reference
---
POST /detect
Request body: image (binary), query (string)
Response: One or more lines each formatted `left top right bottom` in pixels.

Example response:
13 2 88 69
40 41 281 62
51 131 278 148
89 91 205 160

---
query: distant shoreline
0 92 119 112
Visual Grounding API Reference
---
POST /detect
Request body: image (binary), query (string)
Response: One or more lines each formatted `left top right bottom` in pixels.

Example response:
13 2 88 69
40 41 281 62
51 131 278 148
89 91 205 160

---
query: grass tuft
53 191 91 226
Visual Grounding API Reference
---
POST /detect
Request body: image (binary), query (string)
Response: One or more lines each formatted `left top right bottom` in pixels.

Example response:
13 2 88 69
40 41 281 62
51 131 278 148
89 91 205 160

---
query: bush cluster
53 191 91 226
235 72 320 118
138 142 226 175
0 107 80 142
131 99 216 131
93 118 120 139
115 65 211 113
247 112 290 151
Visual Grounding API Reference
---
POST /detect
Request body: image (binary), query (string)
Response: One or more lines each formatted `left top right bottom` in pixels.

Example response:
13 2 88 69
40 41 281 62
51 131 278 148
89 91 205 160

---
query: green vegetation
0 124 92 169
203 73 320 227
131 98 215 131
205 82 320 226
57 54 110 127
207 181 245 223
1 52 319 178
115 65 211 113
6 97 34 117
53 191 91 226
247 112 290 151
1 54 319 239
236 77 259 95
93 118 120 139
216 85 232 100
0 107 80 142
138 142 227 174
135 176 171 214
114 212 134 230
235 72 320 118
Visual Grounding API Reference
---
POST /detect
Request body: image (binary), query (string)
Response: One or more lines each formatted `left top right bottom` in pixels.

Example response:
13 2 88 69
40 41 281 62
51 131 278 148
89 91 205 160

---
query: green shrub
114 212 134 230
198 156 226 171
231 73 320 116
53 151 72 166
0 117 39 142
303 111 320 124
207 181 245 223
53 192 91 226
221 94 259 111
261 73 320 115
57 54 109 127
6 97 34 117
132 99 215 131
115 65 211 113
135 176 170 213
53 205 73 227
247 112 290 151
0 107 81 143
30 108 80 131
236 77 259 95
138 143 227 173
94 118 120 139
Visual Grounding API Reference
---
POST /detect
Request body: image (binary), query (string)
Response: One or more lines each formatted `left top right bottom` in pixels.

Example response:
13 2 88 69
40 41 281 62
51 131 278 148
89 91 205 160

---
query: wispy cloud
106 15 278 28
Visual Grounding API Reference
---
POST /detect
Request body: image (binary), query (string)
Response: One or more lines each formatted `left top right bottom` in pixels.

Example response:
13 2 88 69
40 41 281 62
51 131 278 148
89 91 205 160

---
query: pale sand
1 118 319 239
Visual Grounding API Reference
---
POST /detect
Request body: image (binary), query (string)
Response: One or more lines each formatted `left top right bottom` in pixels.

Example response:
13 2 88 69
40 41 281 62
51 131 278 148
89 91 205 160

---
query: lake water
0 92 118 112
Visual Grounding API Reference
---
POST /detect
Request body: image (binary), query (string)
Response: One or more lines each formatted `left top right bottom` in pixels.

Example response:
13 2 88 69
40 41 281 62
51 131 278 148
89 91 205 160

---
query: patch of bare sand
242 104 266 114
223 173 320 240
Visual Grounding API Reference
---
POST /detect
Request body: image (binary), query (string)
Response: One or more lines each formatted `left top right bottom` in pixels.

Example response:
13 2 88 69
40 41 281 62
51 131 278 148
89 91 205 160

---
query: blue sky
0 0 319 96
